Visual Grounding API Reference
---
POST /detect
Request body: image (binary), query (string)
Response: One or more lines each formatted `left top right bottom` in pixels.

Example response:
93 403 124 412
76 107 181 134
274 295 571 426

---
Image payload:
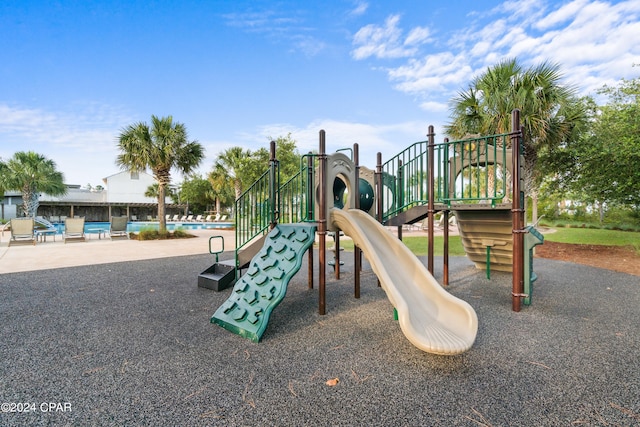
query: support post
427 126 435 275
442 138 449 286
318 130 327 315
511 109 524 312
334 231 340 279
307 153 314 290
269 141 278 230
354 143 361 299
443 210 449 286
397 159 404 241
375 152 383 288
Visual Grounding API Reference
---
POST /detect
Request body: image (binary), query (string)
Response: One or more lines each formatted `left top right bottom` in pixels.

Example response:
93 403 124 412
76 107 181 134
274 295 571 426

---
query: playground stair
454 208 514 272
211 223 317 342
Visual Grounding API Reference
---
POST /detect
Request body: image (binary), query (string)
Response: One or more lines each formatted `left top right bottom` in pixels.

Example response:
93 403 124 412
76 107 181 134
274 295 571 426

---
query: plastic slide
330 208 478 355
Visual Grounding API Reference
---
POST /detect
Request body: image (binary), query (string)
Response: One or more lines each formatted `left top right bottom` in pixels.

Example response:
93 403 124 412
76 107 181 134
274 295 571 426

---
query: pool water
52 221 233 234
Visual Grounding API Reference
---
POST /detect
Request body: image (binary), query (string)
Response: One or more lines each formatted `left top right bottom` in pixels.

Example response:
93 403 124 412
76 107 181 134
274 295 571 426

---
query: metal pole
307 153 314 290
334 230 340 280
427 126 435 275
269 141 278 230
375 152 383 288
511 109 524 312
443 138 450 286
397 159 403 241
354 143 361 299
375 153 383 224
318 130 327 315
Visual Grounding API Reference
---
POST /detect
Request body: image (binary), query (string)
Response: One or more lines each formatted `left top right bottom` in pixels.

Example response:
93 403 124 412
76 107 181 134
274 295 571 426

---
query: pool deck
0 228 236 274
0 225 452 274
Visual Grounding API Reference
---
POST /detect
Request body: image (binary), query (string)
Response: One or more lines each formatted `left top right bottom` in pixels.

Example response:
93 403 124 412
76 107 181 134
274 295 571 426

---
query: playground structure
205 109 543 355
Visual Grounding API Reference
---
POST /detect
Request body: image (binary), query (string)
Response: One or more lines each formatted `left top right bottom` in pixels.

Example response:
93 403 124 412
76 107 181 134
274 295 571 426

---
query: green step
211 223 316 342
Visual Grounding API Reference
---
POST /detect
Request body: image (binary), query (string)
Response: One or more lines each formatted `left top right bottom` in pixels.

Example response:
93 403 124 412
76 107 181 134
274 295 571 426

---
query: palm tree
446 58 587 222
0 151 67 218
213 147 250 201
207 166 233 215
116 115 204 233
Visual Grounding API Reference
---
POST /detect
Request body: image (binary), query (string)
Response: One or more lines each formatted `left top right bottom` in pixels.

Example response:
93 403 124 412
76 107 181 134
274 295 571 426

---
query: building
1 171 184 222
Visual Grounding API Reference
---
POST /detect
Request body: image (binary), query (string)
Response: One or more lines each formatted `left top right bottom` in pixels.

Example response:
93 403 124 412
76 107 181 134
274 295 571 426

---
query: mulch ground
535 241 640 276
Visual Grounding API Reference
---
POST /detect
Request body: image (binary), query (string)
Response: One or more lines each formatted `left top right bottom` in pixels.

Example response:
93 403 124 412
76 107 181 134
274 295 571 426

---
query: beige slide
330 208 478 355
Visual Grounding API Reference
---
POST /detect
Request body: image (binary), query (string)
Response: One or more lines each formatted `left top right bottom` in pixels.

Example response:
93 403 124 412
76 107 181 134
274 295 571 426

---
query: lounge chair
219 215 228 221
171 215 180 221
204 215 213 222
194 215 203 222
9 218 36 246
109 216 129 239
179 215 187 222
186 215 194 222
63 217 86 243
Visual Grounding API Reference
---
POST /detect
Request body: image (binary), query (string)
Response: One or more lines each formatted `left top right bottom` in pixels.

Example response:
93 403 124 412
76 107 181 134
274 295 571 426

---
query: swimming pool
51 221 234 234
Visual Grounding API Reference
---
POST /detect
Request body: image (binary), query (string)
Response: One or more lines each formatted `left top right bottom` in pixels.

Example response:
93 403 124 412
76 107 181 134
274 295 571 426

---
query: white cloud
253 118 429 167
387 52 474 95
404 26 431 46
0 103 125 152
350 1 368 16
351 15 431 60
356 0 640 106
0 103 136 185
222 8 325 56
535 0 588 30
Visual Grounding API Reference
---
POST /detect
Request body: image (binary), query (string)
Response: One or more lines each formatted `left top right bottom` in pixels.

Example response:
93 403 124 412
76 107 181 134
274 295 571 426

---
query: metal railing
443 133 511 206
380 140 448 221
277 153 319 224
235 167 276 254
379 132 512 221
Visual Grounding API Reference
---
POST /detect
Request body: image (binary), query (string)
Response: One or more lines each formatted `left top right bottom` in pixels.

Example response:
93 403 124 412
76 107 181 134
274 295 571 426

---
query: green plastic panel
211 224 316 342
523 226 544 306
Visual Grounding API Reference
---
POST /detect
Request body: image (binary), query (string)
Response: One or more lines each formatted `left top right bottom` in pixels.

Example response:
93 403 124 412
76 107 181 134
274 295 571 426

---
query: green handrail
443 133 510 206
235 167 274 256
380 132 512 221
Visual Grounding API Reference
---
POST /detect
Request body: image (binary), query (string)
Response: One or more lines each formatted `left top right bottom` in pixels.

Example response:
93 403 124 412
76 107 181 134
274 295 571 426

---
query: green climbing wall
211 223 316 342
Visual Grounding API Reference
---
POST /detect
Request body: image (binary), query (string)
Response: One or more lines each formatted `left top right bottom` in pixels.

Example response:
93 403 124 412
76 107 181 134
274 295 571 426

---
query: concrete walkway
0 229 236 274
0 226 454 274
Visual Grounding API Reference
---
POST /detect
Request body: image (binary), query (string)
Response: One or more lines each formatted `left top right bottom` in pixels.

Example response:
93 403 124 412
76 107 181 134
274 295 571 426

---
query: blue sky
1 0 639 187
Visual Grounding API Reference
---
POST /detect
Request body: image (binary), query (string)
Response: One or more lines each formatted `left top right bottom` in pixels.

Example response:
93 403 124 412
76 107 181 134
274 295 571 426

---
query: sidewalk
0 229 236 274
0 225 453 274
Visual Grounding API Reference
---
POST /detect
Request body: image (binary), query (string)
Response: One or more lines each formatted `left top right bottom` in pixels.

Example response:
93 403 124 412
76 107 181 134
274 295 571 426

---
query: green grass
339 227 640 255
340 235 467 256
542 227 640 250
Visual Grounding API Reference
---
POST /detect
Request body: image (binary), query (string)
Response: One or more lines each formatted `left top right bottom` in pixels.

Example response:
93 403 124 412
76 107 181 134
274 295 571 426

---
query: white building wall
104 171 160 204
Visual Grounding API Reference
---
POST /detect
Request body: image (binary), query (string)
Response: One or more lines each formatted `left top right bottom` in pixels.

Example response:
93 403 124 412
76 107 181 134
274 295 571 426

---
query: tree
211 135 302 204
0 151 67 218
543 76 640 214
117 115 204 233
268 133 302 183
207 167 234 214
446 58 587 222
213 147 250 201
179 175 216 214
145 182 177 201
